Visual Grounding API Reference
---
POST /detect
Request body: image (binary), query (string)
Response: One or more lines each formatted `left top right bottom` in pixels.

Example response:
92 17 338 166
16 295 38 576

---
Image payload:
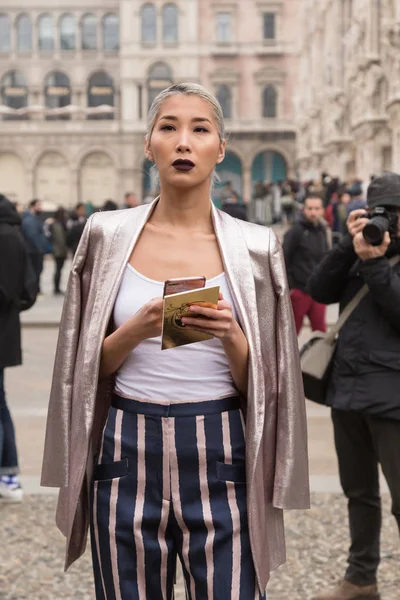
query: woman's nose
176 131 191 153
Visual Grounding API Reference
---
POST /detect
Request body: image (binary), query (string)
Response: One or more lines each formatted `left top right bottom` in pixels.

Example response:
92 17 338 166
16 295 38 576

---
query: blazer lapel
83 200 159 401
211 205 265 471
97 199 158 317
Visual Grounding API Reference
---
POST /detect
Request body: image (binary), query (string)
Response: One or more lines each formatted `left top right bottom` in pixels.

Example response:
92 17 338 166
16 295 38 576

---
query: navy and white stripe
90 395 267 599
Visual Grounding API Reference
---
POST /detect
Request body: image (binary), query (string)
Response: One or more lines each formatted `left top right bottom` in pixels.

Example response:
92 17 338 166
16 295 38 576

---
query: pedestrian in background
102 199 118 211
221 189 248 221
51 208 68 296
123 192 139 209
67 203 87 256
283 194 329 334
347 181 367 214
21 199 47 294
308 172 400 600
0 195 33 502
280 181 295 225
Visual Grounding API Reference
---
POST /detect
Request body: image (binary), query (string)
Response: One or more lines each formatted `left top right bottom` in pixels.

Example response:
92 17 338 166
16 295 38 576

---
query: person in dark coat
0 195 28 502
283 195 329 334
221 191 248 221
21 199 47 294
50 208 68 295
307 172 400 600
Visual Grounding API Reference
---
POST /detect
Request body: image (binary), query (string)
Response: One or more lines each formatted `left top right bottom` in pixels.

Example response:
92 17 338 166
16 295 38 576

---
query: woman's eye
194 127 209 133
160 125 175 131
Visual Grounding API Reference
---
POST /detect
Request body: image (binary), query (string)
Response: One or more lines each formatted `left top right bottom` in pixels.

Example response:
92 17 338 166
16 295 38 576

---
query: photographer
307 172 400 600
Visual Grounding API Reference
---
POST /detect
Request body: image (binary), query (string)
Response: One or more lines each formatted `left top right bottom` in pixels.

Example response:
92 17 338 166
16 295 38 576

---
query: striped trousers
90 394 267 600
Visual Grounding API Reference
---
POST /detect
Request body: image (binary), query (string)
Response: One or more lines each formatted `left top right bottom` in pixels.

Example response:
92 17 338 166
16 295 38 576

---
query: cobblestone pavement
1 495 398 600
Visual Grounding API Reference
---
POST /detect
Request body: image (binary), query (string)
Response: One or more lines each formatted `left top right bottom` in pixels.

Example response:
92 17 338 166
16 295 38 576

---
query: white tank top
113 265 239 402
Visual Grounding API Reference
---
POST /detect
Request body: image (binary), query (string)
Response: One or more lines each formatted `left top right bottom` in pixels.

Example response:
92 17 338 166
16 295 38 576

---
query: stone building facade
0 0 299 208
295 0 400 183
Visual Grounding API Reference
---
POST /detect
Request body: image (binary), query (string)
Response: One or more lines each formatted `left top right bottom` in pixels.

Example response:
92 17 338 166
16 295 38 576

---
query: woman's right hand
100 297 164 379
347 209 369 238
130 297 164 341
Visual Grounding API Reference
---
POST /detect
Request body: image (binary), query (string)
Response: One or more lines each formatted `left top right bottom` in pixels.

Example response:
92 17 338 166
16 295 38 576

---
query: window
1 71 28 120
147 62 173 108
87 71 114 120
262 85 277 118
45 72 71 120
103 14 120 51
0 14 11 52
82 14 97 50
17 15 32 52
263 13 275 40
141 4 157 43
38 14 54 51
163 4 178 43
216 85 232 119
216 13 232 43
60 14 76 50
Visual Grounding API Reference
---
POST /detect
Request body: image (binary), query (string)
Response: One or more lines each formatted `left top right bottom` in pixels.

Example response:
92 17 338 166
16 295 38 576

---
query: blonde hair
146 83 226 190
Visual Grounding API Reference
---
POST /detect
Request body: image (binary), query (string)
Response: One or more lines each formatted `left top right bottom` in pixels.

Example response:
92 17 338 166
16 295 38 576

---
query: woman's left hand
181 292 237 341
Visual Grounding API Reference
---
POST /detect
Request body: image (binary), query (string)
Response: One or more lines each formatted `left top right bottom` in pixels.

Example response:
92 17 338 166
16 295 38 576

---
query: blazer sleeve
269 231 310 510
41 215 93 488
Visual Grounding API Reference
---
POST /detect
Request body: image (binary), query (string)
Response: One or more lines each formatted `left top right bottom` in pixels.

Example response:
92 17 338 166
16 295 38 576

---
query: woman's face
146 95 226 190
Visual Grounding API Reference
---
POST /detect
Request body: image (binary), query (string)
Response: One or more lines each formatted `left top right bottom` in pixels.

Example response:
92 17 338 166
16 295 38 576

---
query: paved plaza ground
1 254 398 599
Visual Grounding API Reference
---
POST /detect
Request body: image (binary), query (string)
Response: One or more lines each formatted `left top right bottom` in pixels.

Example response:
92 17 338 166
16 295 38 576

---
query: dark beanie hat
367 172 400 209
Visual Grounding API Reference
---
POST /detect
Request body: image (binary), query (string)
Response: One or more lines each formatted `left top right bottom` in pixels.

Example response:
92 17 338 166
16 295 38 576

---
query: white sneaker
0 480 24 502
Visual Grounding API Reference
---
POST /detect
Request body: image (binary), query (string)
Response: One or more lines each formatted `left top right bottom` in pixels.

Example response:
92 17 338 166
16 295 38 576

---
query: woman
50 208 68 295
41 83 309 599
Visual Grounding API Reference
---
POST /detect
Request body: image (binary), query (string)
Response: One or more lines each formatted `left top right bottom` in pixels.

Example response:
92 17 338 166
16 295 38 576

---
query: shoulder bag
300 255 400 404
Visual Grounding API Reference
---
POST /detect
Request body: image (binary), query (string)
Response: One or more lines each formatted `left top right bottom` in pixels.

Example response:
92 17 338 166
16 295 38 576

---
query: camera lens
363 215 390 245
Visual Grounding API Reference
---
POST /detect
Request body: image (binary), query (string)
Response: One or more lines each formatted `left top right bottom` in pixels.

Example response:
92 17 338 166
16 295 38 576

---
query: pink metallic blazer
41 200 310 593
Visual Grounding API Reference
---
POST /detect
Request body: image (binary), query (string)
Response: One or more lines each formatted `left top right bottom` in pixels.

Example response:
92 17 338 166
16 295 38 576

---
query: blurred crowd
5 175 371 297
249 173 368 237
8 192 140 297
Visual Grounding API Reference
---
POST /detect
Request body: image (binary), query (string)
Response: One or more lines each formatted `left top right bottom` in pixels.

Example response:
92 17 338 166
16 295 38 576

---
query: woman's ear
144 136 154 162
216 139 226 165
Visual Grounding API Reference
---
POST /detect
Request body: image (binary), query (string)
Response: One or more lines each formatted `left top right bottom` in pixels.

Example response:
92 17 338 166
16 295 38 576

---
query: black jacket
282 216 329 291
221 203 248 221
0 196 26 368
67 216 87 255
308 235 400 420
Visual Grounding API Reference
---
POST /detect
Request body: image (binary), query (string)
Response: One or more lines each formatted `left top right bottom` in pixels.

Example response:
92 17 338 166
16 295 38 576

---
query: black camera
362 206 399 246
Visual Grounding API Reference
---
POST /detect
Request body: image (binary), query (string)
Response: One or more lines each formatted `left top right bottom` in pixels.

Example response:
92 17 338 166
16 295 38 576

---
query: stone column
242 164 252 204
387 101 400 171
26 170 34 203
70 169 78 207
121 80 137 125
366 0 380 57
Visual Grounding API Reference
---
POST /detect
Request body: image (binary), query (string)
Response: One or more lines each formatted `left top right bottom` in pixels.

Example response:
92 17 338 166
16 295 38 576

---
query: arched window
103 14 119 50
60 14 76 50
0 14 11 53
1 71 28 120
45 72 71 120
162 4 178 43
147 62 172 108
262 85 277 118
141 4 156 43
38 14 54 51
216 85 232 119
82 13 97 50
17 15 32 52
87 71 114 120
